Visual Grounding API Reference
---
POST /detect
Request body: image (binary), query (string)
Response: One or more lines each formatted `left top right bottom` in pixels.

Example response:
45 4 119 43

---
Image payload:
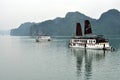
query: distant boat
36 35 51 42
69 20 114 50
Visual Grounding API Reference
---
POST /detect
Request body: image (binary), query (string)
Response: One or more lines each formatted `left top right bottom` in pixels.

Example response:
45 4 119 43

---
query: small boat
36 35 51 42
69 20 114 50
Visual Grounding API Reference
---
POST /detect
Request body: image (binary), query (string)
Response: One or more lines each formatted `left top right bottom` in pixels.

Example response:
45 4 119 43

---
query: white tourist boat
69 20 114 50
36 35 51 42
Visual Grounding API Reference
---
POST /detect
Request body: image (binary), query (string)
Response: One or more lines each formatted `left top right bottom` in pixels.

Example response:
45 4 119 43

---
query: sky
0 0 120 30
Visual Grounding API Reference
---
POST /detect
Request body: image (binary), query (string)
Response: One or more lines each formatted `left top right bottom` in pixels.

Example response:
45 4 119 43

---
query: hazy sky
0 0 120 30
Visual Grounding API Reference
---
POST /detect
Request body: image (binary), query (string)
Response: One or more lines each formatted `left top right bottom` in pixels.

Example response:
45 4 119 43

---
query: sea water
0 36 120 80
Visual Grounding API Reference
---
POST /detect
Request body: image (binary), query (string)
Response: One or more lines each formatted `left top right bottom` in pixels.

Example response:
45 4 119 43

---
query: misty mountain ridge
10 9 120 36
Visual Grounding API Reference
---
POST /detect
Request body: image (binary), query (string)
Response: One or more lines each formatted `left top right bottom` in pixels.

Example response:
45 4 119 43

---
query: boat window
89 40 92 43
74 40 79 42
73 43 76 45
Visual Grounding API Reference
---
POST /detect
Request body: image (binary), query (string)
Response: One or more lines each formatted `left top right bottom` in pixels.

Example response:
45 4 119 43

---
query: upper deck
70 35 108 43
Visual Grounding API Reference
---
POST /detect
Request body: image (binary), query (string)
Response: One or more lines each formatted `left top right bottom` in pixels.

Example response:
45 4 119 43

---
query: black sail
84 20 92 35
76 23 82 36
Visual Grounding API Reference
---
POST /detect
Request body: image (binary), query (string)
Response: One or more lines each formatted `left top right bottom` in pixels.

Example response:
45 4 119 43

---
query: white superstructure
69 35 112 50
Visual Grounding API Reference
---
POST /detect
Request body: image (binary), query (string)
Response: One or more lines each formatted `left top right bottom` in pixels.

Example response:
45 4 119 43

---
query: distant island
0 30 10 35
10 9 120 36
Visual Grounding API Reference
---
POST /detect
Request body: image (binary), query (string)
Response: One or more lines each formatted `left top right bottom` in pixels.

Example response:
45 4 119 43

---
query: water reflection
71 49 107 80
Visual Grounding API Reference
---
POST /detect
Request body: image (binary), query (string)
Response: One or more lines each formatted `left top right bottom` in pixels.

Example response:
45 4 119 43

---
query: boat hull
36 36 51 42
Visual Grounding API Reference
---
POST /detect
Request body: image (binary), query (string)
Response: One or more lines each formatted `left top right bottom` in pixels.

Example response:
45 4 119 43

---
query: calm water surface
0 36 120 80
